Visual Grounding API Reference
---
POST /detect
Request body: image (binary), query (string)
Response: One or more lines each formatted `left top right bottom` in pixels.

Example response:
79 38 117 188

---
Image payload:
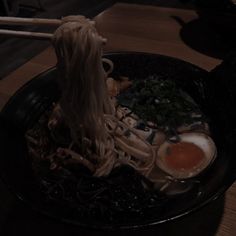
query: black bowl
0 52 236 230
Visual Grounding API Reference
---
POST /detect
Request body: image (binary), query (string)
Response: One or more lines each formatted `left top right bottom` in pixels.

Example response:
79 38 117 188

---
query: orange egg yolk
164 142 205 171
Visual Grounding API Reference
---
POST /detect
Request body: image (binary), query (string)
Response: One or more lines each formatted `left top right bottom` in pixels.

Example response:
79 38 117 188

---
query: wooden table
0 3 235 236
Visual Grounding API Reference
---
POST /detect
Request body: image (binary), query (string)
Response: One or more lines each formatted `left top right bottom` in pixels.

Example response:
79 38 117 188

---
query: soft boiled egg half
156 133 217 179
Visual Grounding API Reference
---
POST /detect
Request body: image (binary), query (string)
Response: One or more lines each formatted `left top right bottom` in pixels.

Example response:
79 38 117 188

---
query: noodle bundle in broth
51 16 116 176
50 16 159 178
26 15 217 208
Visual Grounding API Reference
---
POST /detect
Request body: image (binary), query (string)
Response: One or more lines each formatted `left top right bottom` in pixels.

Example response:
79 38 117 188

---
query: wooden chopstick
0 29 53 40
0 29 107 42
0 17 62 26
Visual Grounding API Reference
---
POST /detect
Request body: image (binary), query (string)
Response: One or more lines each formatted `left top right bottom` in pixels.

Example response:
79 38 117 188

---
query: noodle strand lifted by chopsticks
51 16 157 178
52 17 113 142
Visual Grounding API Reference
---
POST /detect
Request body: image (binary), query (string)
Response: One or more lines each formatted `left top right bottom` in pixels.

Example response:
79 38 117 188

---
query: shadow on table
172 16 236 60
0 195 225 236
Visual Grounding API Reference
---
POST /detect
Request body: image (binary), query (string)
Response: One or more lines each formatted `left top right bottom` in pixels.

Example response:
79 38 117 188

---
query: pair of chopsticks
0 16 63 40
0 16 107 42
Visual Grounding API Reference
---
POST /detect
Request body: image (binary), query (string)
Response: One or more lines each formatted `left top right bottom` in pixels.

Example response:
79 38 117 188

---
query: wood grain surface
0 3 235 236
